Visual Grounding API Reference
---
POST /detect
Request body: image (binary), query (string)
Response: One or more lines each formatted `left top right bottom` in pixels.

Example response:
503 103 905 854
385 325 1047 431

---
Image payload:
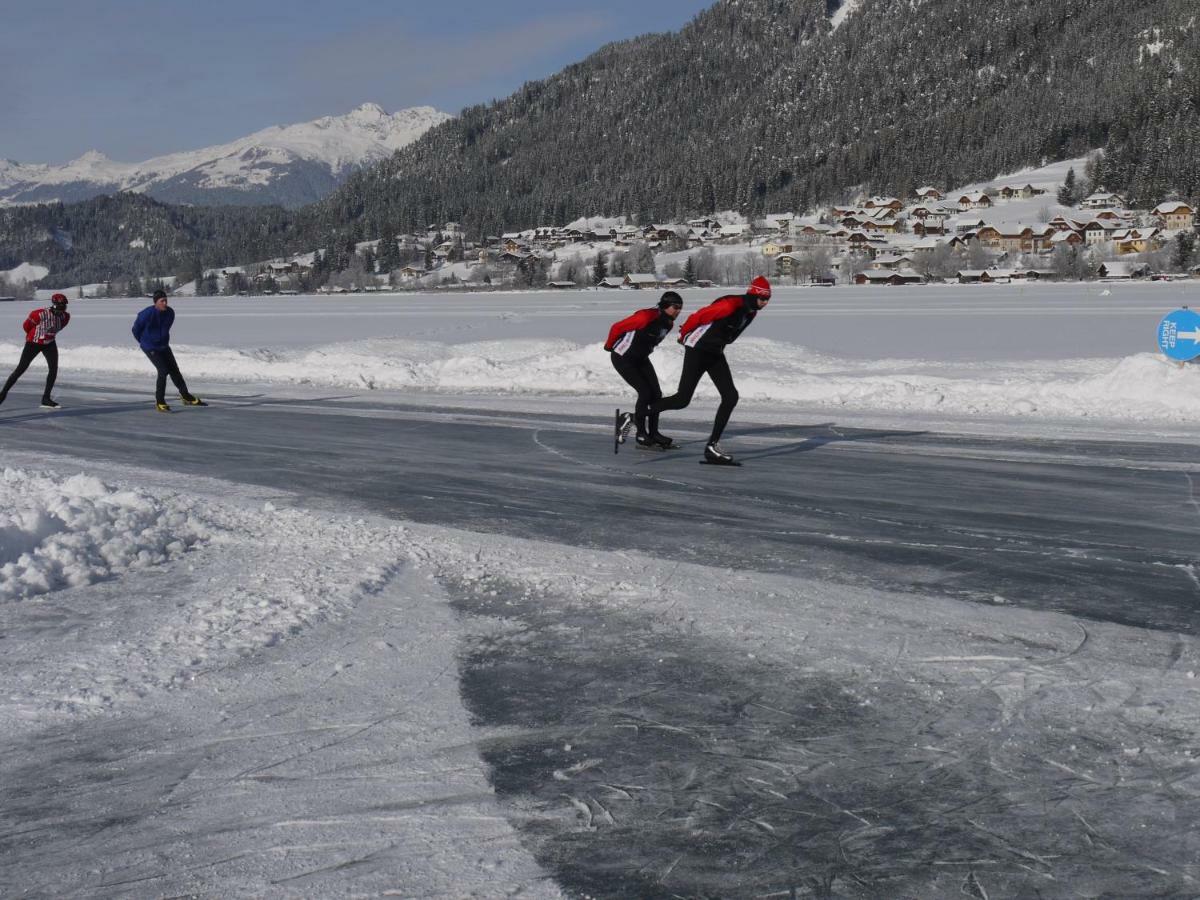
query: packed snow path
3 382 1200 897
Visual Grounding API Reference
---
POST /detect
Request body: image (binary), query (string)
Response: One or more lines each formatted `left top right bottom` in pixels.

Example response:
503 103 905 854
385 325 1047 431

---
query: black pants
650 347 738 444
144 348 192 404
611 354 663 437
1 341 58 401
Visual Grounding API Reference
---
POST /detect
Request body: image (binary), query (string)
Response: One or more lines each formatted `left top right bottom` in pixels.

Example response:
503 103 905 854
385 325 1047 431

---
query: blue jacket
132 306 175 351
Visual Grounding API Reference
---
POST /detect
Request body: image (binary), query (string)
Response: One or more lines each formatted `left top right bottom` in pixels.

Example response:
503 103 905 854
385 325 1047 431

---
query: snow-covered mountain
0 103 452 209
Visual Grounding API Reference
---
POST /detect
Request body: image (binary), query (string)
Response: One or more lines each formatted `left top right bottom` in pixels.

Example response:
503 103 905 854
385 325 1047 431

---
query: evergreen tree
684 255 697 285
592 252 608 285
1057 168 1078 206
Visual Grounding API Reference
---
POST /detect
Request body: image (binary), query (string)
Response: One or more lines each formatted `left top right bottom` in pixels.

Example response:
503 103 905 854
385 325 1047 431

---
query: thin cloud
294 12 613 113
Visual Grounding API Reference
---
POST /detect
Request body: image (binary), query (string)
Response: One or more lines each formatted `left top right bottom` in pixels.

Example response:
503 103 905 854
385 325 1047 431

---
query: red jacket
677 295 756 351
23 307 70 345
604 308 674 359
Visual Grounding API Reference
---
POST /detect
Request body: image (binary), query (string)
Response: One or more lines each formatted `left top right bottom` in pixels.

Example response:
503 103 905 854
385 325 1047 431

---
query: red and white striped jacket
23 307 70 345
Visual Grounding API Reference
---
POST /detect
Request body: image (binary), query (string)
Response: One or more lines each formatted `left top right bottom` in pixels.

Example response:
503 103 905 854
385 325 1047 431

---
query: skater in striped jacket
0 293 70 409
605 291 683 449
649 276 771 465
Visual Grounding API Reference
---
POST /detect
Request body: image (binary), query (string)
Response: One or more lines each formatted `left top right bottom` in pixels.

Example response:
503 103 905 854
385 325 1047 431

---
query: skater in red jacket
649 276 771 465
0 293 70 409
606 291 683 449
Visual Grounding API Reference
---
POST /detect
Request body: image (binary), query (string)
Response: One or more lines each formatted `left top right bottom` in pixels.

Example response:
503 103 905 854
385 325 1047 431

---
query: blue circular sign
1158 308 1200 361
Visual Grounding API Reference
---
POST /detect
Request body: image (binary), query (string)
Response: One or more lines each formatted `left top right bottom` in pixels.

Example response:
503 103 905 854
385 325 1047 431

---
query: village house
1080 190 1127 210
995 184 1045 201
914 186 943 202
1083 220 1119 245
854 268 923 286
1111 228 1162 255
912 220 947 237
1153 202 1195 231
864 196 903 212
774 252 801 276
1049 230 1085 249
792 223 834 243
760 240 795 257
956 191 992 210
957 270 1003 284
623 273 660 289
869 253 914 270
1098 261 1149 280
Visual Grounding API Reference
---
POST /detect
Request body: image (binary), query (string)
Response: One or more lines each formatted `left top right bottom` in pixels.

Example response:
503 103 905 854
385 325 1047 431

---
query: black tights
1 342 58 401
144 348 192 404
650 347 738 444
611 354 662 437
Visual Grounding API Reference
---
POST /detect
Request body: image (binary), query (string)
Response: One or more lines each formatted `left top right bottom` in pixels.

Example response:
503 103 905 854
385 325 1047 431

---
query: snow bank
12 335 1200 424
0 468 209 600
0 467 422 725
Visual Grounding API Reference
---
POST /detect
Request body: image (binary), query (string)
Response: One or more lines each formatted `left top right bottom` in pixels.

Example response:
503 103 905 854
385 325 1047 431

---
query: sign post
1157 308 1200 362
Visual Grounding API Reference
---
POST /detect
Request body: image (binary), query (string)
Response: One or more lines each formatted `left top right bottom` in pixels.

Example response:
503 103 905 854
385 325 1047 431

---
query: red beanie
747 276 771 299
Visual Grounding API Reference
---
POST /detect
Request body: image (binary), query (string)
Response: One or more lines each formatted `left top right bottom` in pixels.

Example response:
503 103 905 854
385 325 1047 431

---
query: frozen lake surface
2 288 1200 896
5 281 1198 358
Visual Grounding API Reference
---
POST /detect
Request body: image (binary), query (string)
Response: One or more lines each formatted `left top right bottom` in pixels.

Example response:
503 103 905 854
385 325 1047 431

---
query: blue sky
1 0 712 165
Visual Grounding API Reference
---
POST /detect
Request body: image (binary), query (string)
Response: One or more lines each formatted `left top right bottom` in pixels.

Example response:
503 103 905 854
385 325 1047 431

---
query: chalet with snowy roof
1152 202 1195 230
655 225 684 241
1049 230 1084 248
956 191 992 210
624 273 660 289
1098 261 1148 280
687 217 721 230
957 270 1001 284
774 253 801 275
1049 215 1089 232
1082 220 1119 245
598 277 625 289
975 224 1056 253
761 240 795 257
948 215 988 233
1080 191 1126 210
912 235 965 254
864 196 903 212
547 281 578 289
793 223 834 242
1112 228 1162 255
915 187 943 201
996 184 1045 201
869 253 914 270
719 223 750 240
912 220 946 236
854 268 923 286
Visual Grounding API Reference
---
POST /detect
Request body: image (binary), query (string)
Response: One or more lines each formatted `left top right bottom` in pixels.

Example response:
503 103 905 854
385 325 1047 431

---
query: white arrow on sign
1177 327 1200 342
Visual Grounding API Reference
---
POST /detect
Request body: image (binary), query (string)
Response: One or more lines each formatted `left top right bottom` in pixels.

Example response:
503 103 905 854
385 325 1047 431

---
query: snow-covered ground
4 288 1200 894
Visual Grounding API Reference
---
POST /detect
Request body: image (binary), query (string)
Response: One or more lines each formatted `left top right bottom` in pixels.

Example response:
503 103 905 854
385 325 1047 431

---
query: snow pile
0 467 421 724
0 468 209 601
12 334 1200 424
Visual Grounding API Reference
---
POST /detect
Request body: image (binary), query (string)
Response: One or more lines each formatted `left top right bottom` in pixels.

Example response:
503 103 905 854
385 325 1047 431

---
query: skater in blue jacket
132 290 206 412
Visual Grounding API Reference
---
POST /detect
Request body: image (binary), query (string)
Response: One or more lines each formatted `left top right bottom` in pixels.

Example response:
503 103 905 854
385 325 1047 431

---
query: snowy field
3 287 1200 895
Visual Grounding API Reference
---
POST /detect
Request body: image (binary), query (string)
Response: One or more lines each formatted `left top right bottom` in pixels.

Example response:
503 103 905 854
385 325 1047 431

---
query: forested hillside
0 195 297 289
318 0 1199 240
